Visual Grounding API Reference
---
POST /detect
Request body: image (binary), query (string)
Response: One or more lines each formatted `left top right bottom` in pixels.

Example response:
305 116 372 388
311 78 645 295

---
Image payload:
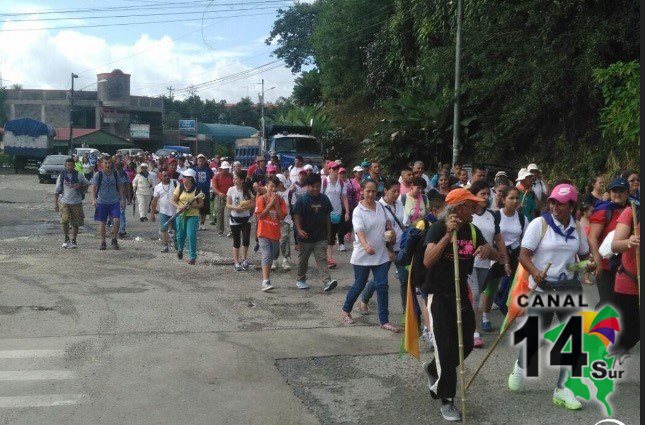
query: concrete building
3 69 163 150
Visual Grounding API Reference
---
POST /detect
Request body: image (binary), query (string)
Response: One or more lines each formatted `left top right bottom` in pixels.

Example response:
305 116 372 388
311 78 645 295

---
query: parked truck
234 125 323 169
2 118 56 172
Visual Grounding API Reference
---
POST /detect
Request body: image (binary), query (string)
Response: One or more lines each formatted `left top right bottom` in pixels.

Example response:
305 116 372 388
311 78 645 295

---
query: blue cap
608 177 629 191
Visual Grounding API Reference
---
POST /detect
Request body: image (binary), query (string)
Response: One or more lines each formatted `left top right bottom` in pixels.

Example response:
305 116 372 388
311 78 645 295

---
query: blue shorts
158 213 175 231
94 202 121 222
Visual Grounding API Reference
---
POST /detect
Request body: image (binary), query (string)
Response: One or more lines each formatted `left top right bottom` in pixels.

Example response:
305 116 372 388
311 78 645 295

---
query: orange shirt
255 194 287 240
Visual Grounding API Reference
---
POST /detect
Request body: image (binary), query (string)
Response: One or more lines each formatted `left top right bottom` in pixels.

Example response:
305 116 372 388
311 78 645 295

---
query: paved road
0 174 639 424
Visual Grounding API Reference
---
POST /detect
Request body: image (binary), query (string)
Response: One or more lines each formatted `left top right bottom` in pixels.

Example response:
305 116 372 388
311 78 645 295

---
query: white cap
182 168 196 179
276 174 288 187
494 170 508 179
516 168 532 181
527 163 541 172
233 161 242 167
219 161 231 169
352 166 364 173
196 153 206 159
303 164 314 171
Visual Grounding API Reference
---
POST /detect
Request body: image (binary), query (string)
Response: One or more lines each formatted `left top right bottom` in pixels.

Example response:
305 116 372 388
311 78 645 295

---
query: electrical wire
2 1 290 22
0 10 279 32
0 1 288 17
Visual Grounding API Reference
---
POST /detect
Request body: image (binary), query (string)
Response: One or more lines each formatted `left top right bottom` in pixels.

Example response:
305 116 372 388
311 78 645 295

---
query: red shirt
614 208 639 295
211 172 233 196
247 163 259 178
590 207 626 270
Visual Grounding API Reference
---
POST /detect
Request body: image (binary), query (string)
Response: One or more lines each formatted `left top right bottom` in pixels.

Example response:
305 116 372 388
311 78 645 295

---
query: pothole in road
276 354 426 425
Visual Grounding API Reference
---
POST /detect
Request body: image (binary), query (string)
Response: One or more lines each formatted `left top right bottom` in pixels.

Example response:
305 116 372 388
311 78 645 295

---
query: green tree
292 69 322 105
593 60 640 162
266 1 322 73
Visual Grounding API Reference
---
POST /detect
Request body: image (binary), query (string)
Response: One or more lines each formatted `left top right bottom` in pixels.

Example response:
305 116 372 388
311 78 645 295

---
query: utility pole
167 86 174 100
68 73 78 155
451 0 463 168
260 78 265 154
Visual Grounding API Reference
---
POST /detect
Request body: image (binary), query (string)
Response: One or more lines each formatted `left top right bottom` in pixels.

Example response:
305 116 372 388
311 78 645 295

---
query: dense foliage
268 0 640 179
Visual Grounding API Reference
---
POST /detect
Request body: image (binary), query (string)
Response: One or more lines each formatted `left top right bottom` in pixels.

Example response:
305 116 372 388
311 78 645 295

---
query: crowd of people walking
54 150 639 421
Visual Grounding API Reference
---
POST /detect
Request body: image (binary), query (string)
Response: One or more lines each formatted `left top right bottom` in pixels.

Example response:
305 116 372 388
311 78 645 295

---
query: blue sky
0 0 299 102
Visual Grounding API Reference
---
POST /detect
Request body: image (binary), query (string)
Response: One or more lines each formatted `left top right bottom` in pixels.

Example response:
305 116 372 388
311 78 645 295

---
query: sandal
380 323 400 333
358 301 370 315
341 311 354 324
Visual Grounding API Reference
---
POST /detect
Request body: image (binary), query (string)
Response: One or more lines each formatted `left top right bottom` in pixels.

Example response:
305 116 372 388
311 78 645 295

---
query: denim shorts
158 213 175 231
94 202 120 222
259 237 279 266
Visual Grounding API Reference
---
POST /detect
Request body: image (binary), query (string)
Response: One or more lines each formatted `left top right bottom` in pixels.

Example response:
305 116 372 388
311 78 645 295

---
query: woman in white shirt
226 171 255 271
482 186 526 331
275 173 293 271
507 183 596 410
467 181 506 348
341 180 399 332
359 179 411 314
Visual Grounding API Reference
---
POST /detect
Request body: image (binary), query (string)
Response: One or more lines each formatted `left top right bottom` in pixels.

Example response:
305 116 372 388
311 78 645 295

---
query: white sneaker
261 280 274 292
61 240 69 249
553 387 582 410
241 259 250 270
422 327 435 350
282 258 291 271
198 225 205 231
508 361 524 391
69 240 77 249
296 280 308 290
234 262 242 271
338 244 347 252
271 262 277 271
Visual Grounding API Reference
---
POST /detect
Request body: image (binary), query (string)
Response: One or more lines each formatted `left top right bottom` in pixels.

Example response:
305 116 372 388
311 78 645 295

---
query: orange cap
445 188 484 206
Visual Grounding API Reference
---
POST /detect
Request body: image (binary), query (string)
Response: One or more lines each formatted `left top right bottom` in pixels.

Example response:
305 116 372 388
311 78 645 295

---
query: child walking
255 176 288 291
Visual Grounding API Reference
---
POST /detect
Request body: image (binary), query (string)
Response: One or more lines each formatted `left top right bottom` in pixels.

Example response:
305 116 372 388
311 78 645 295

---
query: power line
0 10 279 32
2 1 290 22
0 1 288 17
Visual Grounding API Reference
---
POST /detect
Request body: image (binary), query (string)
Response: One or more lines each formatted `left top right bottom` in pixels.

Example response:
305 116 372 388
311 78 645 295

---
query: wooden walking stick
452 232 467 424
631 201 640 306
466 262 552 390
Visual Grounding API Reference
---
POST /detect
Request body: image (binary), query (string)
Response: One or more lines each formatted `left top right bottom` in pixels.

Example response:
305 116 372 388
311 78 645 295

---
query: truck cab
265 125 322 170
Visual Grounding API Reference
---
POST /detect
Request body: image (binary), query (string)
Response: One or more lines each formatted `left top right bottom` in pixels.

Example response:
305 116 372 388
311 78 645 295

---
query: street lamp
451 0 463 167
68 77 107 154
259 81 276 153
68 73 78 155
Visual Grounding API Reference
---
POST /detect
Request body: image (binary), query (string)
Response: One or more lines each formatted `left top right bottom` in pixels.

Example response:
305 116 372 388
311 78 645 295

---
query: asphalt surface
0 174 640 425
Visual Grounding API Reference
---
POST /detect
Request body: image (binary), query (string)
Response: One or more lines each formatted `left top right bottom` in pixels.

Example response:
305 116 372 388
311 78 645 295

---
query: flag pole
466 262 552 390
452 232 467 424
630 201 639 306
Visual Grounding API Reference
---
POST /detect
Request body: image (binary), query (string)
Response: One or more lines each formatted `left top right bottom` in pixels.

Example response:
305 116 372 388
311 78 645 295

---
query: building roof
54 128 100 141
52 128 133 149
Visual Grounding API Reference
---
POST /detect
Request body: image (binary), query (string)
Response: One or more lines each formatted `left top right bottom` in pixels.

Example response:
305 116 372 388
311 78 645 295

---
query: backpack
492 209 526 237
61 169 87 200
404 221 478 289
95 170 119 199
322 177 345 195
397 220 477 267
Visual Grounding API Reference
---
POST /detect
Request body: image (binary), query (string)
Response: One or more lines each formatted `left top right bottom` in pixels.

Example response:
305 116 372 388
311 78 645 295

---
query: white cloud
0 19 295 104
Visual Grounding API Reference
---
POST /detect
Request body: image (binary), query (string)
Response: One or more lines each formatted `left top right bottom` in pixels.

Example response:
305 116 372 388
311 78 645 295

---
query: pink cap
327 161 339 169
338 167 347 173
548 183 578 204
266 165 278 173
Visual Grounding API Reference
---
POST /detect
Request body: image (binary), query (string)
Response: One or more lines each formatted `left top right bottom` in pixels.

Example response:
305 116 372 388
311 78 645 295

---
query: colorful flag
400 268 420 359
500 263 531 333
